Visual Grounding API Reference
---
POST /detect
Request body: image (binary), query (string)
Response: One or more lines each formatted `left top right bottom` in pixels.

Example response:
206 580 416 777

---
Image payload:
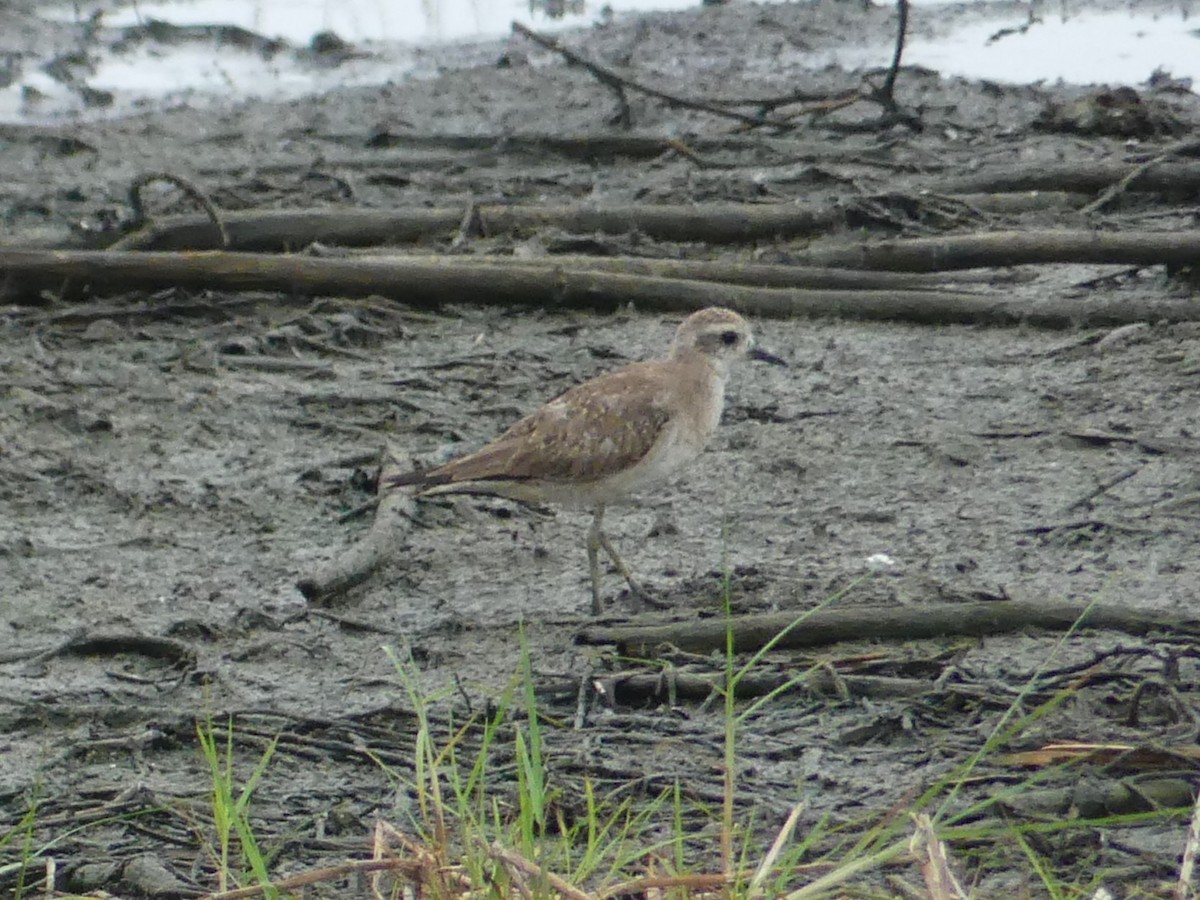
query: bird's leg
590 505 664 611
587 506 605 616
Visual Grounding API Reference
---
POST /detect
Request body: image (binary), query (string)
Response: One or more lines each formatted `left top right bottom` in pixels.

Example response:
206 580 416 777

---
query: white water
5 1 1198 123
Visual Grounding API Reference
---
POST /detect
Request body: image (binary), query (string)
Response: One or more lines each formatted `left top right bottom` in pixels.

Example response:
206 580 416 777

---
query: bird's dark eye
720 330 739 346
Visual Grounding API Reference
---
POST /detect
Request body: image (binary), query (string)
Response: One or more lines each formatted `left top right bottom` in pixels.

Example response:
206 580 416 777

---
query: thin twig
204 858 426 899
1063 466 1141 513
512 21 792 130
878 0 909 107
124 172 230 248
1082 138 1200 215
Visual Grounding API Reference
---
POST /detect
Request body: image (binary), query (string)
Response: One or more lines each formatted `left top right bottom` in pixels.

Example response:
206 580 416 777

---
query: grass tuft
195 712 279 897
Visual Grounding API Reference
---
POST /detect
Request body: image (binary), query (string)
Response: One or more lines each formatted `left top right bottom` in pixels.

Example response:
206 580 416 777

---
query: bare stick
878 0 909 108
296 443 415 605
205 858 427 900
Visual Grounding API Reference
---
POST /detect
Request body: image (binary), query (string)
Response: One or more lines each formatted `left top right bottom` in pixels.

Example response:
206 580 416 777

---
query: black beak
751 347 787 366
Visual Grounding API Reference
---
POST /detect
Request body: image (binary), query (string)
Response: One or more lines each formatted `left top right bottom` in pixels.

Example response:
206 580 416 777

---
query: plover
388 307 784 614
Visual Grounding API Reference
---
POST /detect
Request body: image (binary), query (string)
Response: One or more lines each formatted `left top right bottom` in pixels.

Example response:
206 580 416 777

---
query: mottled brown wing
422 363 672 486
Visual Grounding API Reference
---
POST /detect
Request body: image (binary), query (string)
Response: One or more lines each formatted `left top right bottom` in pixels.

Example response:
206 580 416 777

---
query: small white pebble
865 553 898 572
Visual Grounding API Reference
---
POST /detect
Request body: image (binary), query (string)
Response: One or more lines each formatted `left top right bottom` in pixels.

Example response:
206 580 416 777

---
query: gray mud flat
4 0 1200 896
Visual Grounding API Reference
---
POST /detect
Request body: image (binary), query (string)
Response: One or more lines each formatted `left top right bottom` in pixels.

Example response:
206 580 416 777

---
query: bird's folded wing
424 370 673 486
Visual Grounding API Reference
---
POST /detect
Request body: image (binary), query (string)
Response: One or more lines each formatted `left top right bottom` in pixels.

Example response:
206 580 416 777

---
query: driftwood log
785 229 1200 272
109 203 845 252
6 245 1200 328
937 159 1200 197
372 253 1001 291
576 599 1200 657
93 212 1200 275
0 247 990 323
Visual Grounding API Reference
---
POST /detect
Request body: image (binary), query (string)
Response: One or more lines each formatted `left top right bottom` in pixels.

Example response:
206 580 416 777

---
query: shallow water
2 0 1196 124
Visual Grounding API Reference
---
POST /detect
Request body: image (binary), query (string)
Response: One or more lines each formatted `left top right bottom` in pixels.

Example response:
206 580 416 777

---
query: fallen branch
602 667 930 705
513 14 918 132
951 191 1087 214
200 132 925 179
296 444 414 605
786 228 1200 271
108 202 844 251
0 246 987 321
576 599 1200 657
125 171 230 248
1081 137 1200 215
938 160 1200 197
0 632 197 669
292 131 838 163
8 247 1200 328
360 252 996 291
204 858 427 900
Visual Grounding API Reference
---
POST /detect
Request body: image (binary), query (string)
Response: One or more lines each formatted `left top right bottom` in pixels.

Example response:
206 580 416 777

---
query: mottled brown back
403 361 675 488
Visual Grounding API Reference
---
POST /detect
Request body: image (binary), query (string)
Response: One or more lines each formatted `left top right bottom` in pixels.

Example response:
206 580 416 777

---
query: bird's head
669 307 786 375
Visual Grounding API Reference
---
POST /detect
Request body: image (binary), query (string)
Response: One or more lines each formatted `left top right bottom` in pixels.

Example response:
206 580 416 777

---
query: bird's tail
385 469 439 488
